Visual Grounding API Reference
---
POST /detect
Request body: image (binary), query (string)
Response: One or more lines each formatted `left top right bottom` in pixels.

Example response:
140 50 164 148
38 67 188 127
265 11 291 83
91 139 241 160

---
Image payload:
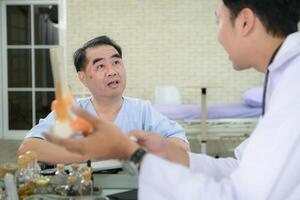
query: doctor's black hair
73 35 122 72
222 0 300 37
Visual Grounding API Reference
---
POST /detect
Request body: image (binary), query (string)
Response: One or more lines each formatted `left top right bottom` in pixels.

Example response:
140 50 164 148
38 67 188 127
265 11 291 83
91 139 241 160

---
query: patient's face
216 1 251 71
79 45 126 99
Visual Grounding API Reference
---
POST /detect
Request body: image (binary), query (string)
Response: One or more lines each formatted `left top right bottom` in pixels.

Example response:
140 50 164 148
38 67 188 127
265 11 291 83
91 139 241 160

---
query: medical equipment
49 47 92 138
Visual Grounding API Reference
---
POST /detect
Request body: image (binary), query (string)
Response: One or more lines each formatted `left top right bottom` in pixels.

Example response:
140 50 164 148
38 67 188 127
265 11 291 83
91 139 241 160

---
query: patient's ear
77 71 87 86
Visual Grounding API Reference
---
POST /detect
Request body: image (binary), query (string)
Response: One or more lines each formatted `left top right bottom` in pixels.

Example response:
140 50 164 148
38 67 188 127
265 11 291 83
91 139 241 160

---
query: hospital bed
153 103 261 156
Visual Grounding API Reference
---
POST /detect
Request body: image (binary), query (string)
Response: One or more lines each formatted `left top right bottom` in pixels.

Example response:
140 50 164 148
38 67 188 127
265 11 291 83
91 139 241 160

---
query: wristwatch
122 147 147 176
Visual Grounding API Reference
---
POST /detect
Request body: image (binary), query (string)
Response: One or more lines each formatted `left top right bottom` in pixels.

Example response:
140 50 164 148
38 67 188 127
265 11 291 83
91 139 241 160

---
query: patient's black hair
222 0 300 37
73 35 122 72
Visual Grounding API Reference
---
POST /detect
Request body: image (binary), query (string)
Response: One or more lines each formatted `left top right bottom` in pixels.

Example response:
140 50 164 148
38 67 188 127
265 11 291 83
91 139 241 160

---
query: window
1 0 64 139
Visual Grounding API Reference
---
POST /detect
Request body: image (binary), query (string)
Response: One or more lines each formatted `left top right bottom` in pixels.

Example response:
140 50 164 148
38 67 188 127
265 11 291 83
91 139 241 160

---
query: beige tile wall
66 0 270 104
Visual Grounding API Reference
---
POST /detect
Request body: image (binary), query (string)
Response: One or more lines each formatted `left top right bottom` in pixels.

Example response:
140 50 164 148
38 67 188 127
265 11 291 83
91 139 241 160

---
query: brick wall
66 0 268 104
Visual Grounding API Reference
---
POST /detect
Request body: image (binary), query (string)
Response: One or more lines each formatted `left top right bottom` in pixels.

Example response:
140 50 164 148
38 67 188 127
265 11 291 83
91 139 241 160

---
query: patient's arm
18 138 89 165
167 137 190 151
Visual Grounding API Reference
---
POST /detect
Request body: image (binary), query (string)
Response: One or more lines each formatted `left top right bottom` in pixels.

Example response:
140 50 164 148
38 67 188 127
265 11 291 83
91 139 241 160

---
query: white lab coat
138 32 300 200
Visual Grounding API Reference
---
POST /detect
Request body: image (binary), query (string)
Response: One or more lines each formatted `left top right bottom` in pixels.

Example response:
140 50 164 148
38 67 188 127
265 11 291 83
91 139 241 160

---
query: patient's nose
106 65 117 76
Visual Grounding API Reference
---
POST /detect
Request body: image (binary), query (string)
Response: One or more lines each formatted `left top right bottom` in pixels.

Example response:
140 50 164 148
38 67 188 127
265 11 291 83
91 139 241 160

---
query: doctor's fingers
128 131 151 143
128 131 165 150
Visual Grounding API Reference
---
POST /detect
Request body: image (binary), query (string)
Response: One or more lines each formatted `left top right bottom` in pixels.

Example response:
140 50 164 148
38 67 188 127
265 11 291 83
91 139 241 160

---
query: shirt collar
269 32 300 71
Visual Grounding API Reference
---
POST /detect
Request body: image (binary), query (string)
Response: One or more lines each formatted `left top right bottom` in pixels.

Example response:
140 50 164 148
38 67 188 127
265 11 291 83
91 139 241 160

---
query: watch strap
130 148 147 164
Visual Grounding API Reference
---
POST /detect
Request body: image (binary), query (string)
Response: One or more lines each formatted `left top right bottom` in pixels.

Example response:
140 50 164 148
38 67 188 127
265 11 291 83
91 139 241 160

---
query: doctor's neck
252 35 285 73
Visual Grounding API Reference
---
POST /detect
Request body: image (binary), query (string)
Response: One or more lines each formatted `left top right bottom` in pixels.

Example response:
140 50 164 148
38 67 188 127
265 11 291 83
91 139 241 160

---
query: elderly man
18 36 189 164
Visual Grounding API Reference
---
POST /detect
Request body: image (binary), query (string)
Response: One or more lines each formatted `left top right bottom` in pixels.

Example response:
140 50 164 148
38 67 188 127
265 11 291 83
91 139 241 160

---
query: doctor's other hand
128 131 169 158
128 131 190 167
44 106 139 161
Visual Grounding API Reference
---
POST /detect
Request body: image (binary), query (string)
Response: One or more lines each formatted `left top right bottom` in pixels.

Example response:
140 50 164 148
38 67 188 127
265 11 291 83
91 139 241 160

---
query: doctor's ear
237 8 256 36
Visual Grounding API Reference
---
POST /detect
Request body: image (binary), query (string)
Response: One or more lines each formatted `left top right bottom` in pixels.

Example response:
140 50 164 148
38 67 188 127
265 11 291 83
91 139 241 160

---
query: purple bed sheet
152 103 262 120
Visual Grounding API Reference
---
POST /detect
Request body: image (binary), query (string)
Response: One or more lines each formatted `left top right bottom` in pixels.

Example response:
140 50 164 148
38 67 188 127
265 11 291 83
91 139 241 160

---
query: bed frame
154 86 261 155
177 118 258 155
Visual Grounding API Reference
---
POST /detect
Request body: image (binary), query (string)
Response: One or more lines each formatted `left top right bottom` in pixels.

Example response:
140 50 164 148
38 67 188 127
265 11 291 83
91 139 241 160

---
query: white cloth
139 32 300 200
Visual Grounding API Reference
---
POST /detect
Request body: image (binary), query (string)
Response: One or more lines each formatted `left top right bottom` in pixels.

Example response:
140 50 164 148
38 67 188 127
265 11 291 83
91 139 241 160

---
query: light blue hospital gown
25 96 188 143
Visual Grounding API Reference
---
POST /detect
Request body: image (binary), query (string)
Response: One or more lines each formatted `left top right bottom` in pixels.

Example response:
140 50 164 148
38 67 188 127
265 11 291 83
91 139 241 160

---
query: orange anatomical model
50 47 92 138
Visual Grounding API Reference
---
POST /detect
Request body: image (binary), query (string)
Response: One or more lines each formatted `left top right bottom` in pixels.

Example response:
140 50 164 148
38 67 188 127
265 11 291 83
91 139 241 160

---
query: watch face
123 148 146 176
122 161 138 176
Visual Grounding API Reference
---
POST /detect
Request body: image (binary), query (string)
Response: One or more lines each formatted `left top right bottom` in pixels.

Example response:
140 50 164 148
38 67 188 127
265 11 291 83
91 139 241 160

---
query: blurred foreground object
50 47 92 138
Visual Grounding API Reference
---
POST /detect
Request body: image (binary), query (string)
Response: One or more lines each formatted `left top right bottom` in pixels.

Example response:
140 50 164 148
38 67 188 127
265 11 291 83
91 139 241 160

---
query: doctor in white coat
46 0 300 199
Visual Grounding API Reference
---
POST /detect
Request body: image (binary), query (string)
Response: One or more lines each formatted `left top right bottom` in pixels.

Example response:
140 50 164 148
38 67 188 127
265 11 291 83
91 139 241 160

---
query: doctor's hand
128 131 169 158
44 106 139 161
128 131 190 167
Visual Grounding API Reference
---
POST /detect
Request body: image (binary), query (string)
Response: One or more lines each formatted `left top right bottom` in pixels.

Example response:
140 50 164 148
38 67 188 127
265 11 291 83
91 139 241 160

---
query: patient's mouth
107 80 120 88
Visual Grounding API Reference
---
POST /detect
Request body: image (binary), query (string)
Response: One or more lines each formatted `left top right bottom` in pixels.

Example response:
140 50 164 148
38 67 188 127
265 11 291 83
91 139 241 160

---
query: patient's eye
97 64 105 69
112 58 122 65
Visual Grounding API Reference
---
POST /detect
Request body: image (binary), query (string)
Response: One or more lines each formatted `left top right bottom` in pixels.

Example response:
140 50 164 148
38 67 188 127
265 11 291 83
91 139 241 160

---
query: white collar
269 32 300 71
